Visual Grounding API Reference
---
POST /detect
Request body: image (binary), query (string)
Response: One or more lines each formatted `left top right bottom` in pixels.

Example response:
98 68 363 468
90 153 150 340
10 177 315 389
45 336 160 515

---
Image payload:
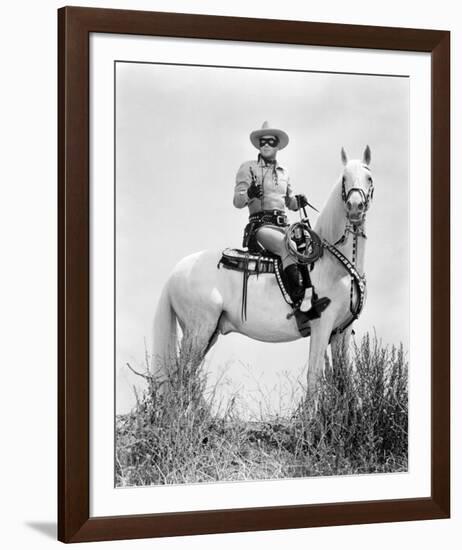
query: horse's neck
314 179 366 275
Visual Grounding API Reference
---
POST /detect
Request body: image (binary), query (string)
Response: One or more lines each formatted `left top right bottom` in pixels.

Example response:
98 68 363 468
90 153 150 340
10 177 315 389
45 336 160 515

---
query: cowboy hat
249 120 289 150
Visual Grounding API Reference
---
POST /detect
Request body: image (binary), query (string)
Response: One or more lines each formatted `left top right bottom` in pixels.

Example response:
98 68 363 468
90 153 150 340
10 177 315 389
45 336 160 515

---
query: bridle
336 168 374 246
340 170 375 216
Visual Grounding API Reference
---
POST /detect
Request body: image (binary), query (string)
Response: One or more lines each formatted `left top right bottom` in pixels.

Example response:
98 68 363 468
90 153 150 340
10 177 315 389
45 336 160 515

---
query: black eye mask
259 137 279 147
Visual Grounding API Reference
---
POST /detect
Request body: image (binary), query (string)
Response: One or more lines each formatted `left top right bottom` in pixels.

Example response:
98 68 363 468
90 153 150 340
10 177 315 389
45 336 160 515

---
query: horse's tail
152 282 177 378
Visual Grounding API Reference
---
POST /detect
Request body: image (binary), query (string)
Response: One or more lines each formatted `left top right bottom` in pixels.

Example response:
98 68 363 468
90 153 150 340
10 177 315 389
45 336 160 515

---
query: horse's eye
368 176 373 184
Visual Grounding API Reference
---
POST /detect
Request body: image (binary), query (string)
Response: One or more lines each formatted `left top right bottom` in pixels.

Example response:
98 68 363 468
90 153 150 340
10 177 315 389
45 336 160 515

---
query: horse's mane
314 177 345 244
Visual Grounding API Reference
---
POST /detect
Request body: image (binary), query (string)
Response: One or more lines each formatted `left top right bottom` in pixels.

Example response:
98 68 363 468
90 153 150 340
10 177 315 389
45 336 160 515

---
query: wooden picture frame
58 6 450 543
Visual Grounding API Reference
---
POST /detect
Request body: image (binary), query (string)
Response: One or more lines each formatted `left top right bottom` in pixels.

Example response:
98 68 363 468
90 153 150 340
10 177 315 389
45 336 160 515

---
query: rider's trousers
255 225 296 269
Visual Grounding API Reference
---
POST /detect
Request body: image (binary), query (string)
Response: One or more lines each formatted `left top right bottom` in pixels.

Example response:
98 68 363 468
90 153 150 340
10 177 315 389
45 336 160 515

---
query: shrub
289 333 408 475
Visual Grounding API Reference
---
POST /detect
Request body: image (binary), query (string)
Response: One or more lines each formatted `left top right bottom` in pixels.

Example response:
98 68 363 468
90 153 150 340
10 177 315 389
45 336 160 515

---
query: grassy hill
116 333 408 486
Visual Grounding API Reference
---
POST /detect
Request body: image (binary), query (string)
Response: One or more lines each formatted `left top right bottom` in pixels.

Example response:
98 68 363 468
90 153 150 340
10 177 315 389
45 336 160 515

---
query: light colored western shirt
233 158 299 214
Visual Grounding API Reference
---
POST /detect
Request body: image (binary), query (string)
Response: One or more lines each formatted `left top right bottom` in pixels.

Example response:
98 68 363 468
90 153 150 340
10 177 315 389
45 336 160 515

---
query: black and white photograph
2 0 458 546
115 61 409 486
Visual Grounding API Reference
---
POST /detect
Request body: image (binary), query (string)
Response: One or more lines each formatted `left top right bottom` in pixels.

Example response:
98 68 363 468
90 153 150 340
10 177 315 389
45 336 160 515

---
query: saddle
218 248 293 313
219 248 278 275
218 225 325 333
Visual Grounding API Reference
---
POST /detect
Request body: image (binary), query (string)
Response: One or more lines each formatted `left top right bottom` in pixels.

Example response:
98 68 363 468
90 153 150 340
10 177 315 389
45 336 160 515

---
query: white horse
153 146 374 396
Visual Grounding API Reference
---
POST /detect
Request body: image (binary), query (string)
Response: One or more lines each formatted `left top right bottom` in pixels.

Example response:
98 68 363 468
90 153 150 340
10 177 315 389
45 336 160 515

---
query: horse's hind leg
203 312 224 356
179 309 223 365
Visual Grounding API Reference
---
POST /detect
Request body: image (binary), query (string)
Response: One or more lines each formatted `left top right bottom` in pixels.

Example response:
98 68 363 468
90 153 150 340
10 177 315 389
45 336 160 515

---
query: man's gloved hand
247 183 263 199
296 194 309 208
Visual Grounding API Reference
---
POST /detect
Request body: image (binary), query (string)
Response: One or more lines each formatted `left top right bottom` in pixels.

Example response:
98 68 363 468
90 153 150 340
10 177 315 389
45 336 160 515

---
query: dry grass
116 333 408 486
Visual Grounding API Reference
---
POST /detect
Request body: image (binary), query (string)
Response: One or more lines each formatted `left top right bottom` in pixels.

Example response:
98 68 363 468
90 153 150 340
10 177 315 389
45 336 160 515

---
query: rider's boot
299 264 331 320
283 264 306 305
284 264 331 336
284 264 312 336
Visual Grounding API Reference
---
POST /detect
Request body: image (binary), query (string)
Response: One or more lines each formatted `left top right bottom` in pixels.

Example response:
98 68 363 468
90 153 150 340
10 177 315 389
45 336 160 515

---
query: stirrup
293 296 331 336
306 296 331 319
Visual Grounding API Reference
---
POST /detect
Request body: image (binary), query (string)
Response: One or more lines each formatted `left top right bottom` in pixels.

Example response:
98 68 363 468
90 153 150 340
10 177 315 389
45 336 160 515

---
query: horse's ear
341 147 348 165
363 145 371 165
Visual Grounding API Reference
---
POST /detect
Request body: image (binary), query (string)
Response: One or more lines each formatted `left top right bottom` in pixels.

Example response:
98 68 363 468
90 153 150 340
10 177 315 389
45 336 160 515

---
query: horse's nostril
346 201 352 210
358 203 364 211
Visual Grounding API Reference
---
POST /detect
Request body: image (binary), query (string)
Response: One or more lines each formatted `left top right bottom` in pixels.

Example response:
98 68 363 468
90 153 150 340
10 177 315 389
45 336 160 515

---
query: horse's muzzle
347 212 365 225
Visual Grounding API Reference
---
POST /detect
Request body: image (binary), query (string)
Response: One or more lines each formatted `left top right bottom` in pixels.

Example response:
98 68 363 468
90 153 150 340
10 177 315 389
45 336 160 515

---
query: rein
334 222 367 246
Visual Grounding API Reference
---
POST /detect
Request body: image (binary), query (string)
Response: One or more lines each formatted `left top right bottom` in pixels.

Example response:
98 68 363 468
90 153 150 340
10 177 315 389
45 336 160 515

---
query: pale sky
115 61 409 416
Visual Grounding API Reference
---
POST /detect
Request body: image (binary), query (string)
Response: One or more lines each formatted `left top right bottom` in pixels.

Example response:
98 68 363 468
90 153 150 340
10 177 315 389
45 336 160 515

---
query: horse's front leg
307 315 335 399
330 326 353 372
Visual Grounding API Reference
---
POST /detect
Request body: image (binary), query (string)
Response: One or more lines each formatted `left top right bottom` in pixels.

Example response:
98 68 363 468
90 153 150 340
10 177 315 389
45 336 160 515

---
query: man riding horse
233 121 330 329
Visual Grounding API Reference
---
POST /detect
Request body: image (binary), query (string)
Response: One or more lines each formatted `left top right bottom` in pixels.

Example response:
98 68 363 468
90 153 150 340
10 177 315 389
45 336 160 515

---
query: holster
242 211 288 253
242 221 263 252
